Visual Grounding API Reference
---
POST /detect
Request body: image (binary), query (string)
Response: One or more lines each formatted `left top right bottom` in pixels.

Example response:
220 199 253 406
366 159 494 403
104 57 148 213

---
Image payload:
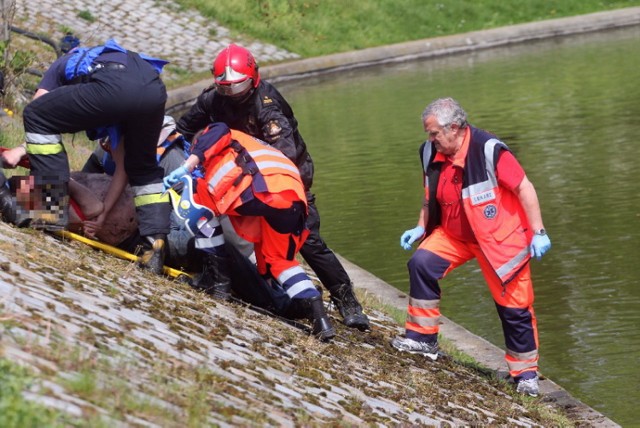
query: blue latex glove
530 234 551 260
400 226 425 250
163 165 188 190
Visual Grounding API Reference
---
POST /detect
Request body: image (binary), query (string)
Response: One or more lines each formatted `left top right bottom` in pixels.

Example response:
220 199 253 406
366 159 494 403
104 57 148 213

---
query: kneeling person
164 123 336 341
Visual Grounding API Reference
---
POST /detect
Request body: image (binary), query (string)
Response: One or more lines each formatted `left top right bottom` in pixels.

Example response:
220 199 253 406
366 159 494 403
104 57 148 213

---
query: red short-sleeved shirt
429 128 525 242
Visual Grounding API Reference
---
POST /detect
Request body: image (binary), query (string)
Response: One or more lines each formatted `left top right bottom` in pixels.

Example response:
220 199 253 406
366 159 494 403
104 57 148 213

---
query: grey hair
421 97 468 128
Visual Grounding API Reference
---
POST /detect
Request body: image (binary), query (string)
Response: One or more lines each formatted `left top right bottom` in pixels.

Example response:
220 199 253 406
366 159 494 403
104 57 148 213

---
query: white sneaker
391 336 438 361
516 375 540 397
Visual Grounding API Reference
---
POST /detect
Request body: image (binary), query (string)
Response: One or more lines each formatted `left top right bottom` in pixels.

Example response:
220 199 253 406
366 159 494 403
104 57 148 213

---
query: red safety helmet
211 44 260 98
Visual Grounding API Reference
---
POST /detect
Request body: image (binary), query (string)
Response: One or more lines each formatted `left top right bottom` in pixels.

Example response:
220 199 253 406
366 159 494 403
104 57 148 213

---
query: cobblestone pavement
0 222 547 427
13 0 299 77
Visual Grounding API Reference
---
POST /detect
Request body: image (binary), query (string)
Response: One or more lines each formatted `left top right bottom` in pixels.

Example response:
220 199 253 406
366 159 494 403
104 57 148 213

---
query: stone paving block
14 0 296 79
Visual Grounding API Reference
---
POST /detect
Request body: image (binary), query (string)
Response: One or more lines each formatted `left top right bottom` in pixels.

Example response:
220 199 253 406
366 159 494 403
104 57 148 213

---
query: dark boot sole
315 326 336 342
343 313 371 331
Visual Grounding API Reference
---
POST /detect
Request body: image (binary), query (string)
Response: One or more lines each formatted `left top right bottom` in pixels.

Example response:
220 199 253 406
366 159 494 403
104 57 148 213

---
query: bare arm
83 142 128 237
1 144 27 168
513 175 545 232
182 154 200 172
417 196 429 229
68 179 103 220
100 142 128 217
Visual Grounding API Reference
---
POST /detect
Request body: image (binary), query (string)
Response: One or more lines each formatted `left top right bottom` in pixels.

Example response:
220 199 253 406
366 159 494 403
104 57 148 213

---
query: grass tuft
0 359 66 427
171 0 640 58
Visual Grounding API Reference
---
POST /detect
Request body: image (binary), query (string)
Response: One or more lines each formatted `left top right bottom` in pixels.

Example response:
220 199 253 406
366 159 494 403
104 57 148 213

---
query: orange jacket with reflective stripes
194 126 307 216
421 126 532 284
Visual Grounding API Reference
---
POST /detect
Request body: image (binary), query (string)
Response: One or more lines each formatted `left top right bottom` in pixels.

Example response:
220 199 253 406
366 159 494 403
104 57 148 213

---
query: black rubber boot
190 252 232 300
307 295 336 341
288 295 336 341
328 283 370 331
138 234 166 276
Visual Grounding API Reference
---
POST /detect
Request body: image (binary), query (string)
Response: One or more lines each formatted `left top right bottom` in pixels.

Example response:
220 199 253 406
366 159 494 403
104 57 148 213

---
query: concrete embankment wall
167 7 640 112
166 8 640 427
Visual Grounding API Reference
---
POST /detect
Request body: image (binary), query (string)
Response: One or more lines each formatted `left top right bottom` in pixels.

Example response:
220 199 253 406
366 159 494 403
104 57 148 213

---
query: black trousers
23 52 170 236
299 191 351 290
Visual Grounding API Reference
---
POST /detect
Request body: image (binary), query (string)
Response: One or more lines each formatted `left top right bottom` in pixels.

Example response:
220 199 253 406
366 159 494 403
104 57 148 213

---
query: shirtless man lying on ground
1 153 291 318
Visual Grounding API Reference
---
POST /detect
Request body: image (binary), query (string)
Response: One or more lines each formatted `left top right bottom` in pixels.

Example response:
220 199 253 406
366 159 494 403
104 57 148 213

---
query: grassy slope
173 0 640 58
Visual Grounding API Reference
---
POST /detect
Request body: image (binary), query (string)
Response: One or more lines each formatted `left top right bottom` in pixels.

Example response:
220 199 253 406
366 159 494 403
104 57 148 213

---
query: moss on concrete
0 222 573 426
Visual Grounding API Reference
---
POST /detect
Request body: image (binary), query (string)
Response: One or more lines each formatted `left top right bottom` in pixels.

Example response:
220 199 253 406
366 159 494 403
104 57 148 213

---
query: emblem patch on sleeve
266 120 282 136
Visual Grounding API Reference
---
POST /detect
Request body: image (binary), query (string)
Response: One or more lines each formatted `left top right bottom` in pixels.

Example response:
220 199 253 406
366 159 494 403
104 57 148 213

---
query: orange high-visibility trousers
406 226 538 378
231 200 317 300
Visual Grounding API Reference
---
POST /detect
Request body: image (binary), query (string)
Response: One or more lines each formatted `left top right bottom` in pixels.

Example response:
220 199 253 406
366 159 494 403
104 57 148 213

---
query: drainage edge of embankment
337 255 619 427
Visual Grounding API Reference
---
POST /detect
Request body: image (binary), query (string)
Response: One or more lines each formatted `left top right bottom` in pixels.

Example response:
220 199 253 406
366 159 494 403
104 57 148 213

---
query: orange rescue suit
194 126 307 243
422 128 532 284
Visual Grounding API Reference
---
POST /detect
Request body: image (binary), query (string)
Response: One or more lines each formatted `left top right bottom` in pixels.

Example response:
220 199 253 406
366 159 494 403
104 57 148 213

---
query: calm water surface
278 27 640 425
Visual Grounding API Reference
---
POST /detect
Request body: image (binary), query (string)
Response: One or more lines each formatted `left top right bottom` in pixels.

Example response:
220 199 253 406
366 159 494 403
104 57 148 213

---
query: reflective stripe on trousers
408 226 539 377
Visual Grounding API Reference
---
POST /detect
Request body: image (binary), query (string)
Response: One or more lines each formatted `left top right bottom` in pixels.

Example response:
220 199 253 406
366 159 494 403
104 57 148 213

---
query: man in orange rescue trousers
163 123 336 341
391 98 551 397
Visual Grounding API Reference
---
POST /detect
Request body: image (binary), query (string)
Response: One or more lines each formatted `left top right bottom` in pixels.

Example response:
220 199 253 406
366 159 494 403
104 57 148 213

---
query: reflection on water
279 27 640 424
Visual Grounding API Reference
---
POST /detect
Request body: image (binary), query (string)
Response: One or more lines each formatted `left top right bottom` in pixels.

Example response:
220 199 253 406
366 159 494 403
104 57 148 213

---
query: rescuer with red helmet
176 44 370 330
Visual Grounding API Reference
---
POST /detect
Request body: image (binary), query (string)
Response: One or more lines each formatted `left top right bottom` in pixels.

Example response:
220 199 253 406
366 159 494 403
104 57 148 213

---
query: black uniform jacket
177 80 314 190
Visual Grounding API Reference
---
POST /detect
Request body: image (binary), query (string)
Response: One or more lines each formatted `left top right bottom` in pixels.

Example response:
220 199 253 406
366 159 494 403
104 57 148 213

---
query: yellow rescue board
54 230 190 279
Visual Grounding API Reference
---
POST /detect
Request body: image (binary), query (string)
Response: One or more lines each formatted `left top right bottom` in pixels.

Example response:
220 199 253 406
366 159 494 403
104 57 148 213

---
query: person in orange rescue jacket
391 98 551 397
163 122 335 341
176 44 369 331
